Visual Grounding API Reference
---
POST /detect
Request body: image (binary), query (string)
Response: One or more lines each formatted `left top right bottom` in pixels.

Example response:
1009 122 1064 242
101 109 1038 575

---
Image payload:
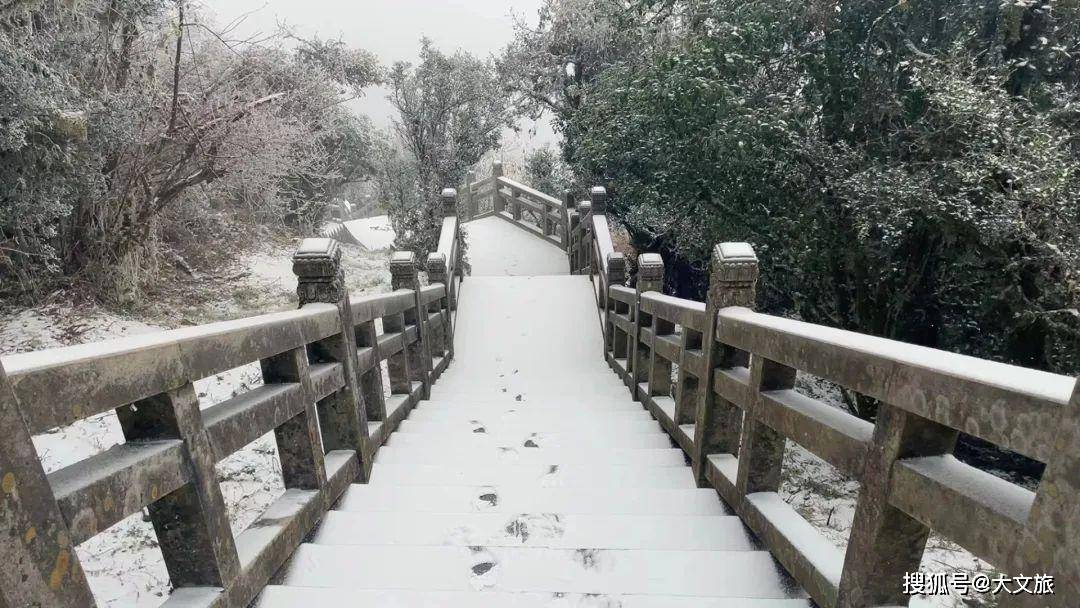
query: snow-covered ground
0 239 392 607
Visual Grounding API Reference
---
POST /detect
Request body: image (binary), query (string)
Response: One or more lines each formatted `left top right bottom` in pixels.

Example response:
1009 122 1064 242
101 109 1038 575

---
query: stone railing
432 187 464 311
572 185 1079 606
0 230 457 605
459 161 569 246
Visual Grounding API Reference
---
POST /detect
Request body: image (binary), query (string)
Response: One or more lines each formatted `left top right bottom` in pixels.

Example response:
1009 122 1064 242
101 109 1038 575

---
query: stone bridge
1 166 1077 607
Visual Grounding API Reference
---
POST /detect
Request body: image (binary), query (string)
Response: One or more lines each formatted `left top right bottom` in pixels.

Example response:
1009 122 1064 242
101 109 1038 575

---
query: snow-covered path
258 272 809 606
463 216 570 276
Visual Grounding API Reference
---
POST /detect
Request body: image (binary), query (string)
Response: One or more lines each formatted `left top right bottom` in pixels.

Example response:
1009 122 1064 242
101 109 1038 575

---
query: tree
382 38 512 260
1 1 380 302
506 0 1080 413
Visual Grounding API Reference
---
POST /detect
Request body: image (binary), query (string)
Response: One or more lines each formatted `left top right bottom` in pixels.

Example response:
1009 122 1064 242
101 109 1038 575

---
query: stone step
432 376 630 393
396 417 662 435
257 587 814 608
335 484 730 516
408 406 653 424
277 544 803 599
429 390 630 403
374 445 688 467
311 511 755 551
415 398 644 412
386 429 674 449
425 391 635 406
368 463 695 489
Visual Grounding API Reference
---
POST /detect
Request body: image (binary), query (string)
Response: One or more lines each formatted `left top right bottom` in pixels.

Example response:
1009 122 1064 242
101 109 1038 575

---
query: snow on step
387 429 675 449
311 511 755 551
369 463 695 488
397 417 662 435
374 445 688 467
280 544 802 599
408 407 653 424
257 587 814 608
427 391 635 406
335 485 730 516
417 398 645 411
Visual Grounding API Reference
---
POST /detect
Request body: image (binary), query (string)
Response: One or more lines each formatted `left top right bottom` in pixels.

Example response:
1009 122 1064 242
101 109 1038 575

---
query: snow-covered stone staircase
257 275 810 606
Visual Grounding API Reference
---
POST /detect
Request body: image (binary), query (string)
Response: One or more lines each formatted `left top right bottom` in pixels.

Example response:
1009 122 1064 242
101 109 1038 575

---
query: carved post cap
590 186 608 214
708 242 758 309
426 252 448 282
390 250 418 290
440 188 458 217
607 251 627 284
577 200 592 216
293 237 344 304
712 242 759 283
638 253 665 282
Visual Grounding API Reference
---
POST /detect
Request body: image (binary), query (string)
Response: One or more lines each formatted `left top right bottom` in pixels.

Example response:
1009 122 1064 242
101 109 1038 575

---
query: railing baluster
0 362 98 607
837 404 958 606
426 254 449 358
117 382 241 587
262 346 327 490
674 327 702 426
648 314 675 399
391 251 432 399
736 356 794 495
382 309 411 395
693 243 758 485
356 318 388 423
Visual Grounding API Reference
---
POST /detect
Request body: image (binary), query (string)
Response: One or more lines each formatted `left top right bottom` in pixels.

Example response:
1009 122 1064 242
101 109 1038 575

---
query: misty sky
198 0 559 154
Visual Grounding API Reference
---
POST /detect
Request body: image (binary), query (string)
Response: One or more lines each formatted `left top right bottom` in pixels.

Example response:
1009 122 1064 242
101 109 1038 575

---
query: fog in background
199 0 560 167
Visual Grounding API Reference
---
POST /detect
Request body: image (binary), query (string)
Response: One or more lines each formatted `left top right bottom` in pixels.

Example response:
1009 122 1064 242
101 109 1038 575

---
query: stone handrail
589 233 1080 607
0 229 457 605
458 162 570 248
432 188 463 311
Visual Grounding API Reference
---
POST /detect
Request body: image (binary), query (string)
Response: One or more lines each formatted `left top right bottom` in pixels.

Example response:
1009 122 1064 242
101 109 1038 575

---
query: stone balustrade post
426 252 454 359
293 237 373 480
563 190 574 254
1007 379 1080 605
577 200 592 275
391 251 433 399
567 191 580 273
492 160 504 213
0 362 98 607
692 243 758 485
440 187 458 218
590 185 608 215
465 170 476 220
631 253 664 397
604 252 626 354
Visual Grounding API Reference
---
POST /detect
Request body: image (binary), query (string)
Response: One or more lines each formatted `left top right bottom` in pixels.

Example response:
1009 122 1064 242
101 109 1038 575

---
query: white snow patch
342 214 397 250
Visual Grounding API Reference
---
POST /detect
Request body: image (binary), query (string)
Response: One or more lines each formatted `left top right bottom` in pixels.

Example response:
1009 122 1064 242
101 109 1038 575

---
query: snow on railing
587 235 1080 606
0 235 456 608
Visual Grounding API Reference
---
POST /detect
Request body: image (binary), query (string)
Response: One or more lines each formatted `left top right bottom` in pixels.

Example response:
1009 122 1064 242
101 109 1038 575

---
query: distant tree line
501 0 1080 408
